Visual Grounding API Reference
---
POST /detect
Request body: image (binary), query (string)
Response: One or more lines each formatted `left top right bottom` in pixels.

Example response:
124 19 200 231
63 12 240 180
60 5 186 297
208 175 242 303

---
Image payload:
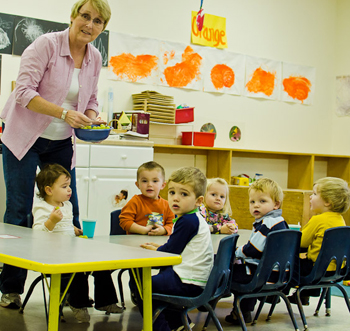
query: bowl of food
74 124 111 143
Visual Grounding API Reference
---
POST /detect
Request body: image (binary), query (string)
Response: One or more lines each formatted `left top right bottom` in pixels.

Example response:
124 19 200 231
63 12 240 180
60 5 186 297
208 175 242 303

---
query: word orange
164 46 202 87
109 53 158 82
283 76 311 103
191 16 226 47
211 64 234 90
246 67 276 96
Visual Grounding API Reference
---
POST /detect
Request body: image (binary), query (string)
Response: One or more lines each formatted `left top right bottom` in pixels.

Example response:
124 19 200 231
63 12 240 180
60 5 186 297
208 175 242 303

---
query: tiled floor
1 269 350 331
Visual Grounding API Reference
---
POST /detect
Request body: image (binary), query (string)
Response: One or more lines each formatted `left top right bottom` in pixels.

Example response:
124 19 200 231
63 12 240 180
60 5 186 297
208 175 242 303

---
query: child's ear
161 180 166 190
273 201 281 210
196 196 204 207
45 186 53 196
135 181 140 189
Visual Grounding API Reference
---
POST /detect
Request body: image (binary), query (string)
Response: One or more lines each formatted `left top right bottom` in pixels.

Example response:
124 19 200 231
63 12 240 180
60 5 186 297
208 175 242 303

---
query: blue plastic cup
82 219 97 238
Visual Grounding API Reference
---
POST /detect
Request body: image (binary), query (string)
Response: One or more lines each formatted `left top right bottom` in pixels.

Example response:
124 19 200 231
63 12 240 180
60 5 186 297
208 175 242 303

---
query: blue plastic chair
230 229 302 331
285 226 350 330
152 234 239 331
110 209 128 309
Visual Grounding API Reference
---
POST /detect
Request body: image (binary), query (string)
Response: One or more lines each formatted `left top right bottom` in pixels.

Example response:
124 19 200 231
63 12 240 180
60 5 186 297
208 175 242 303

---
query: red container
182 132 215 147
175 107 194 124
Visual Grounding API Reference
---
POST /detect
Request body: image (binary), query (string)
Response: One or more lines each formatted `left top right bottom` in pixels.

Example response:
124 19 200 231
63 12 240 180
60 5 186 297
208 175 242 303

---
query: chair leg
266 296 279 322
19 275 43 313
314 287 327 316
202 298 219 330
252 297 265 324
117 269 127 309
204 304 223 331
279 293 300 331
333 283 350 313
295 290 308 330
325 288 331 316
235 298 248 331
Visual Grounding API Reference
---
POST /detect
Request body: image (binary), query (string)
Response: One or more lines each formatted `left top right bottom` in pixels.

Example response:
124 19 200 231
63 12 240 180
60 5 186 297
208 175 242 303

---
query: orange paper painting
159 41 204 90
108 32 160 84
281 63 315 105
244 56 281 100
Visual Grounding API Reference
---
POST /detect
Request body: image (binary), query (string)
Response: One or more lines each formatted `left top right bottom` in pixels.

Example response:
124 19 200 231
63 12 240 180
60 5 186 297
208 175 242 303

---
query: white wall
0 0 345 156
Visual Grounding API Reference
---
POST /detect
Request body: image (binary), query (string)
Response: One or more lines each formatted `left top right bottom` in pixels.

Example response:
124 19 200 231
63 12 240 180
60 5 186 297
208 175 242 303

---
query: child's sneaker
69 305 90 323
0 293 22 309
96 303 123 314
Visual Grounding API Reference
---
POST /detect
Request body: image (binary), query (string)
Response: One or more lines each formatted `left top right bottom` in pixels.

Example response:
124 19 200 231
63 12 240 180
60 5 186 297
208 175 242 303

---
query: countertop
76 134 154 147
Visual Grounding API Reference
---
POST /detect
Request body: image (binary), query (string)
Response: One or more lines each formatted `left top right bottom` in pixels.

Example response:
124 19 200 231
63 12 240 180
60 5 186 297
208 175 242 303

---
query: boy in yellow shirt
288 177 350 305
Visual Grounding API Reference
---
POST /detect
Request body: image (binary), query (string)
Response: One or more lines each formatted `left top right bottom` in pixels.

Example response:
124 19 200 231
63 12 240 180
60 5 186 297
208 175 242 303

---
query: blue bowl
74 125 111 143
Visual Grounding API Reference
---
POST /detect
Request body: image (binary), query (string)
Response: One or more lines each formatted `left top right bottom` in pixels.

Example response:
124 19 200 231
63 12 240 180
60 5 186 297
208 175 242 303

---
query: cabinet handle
91 176 98 181
121 154 127 159
83 176 89 181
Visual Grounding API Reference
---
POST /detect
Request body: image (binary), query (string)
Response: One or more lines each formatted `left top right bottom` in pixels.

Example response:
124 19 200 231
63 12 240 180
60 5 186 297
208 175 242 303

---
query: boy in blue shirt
140 167 214 331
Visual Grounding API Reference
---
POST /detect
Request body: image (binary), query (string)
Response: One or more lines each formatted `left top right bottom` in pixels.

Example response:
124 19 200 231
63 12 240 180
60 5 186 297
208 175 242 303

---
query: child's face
46 175 72 204
135 169 166 200
249 189 280 220
310 184 330 214
205 182 226 213
167 181 203 217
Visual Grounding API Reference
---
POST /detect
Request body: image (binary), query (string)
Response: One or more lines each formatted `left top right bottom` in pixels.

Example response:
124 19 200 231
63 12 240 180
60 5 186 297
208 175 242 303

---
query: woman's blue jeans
0 133 80 294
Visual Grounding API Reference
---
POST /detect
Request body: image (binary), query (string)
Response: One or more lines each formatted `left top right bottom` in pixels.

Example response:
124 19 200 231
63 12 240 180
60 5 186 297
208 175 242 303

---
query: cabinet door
76 168 89 220
87 168 140 236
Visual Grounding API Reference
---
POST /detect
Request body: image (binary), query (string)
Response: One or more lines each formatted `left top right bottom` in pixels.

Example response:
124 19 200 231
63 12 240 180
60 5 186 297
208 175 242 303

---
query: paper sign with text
191 11 227 49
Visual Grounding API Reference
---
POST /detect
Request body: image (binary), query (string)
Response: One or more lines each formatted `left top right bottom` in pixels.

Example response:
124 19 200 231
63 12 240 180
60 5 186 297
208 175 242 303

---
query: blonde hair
168 167 206 198
314 177 350 214
205 178 232 215
137 161 165 181
248 177 284 207
71 0 111 31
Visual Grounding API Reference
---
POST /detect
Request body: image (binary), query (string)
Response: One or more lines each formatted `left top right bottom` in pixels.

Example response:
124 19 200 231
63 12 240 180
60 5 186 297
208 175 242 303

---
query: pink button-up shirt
1 28 101 168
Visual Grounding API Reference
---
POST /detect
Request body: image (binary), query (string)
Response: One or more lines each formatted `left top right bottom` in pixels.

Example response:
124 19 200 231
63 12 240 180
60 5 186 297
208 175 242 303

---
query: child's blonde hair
205 178 232 215
248 177 284 207
168 167 206 198
314 177 350 214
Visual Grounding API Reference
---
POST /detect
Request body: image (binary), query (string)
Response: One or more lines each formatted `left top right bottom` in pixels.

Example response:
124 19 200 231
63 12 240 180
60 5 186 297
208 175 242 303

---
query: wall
0 0 343 160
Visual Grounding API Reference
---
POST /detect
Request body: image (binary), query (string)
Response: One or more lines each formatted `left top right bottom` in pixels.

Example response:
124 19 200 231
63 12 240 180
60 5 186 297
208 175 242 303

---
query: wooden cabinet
76 143 153 235
154 144 350 226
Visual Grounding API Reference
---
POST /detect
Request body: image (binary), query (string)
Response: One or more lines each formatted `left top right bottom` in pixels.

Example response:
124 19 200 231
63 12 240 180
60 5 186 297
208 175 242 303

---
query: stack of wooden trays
132 91 176 123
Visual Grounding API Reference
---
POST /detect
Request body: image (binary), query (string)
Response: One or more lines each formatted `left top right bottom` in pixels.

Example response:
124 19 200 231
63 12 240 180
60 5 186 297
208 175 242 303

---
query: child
225 177 288 325
119 161 174 235
287 177 350 305
139 167 214 331
32 164 122 323
199 177 238 234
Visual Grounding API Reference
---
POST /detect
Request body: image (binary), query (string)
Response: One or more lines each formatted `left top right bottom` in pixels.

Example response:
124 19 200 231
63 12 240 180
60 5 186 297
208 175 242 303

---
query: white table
0 223 181 331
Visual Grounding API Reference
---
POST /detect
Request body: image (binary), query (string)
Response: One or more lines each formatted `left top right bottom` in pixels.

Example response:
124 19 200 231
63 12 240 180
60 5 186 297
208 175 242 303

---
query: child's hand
49 207 63 224
221 224 237 234
140 242 161 250
74 226 83 236
148 224 167 236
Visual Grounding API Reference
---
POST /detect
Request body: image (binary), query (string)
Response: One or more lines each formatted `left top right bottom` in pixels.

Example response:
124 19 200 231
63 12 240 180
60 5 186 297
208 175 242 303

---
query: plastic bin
182 132 215 147
175 107 194 124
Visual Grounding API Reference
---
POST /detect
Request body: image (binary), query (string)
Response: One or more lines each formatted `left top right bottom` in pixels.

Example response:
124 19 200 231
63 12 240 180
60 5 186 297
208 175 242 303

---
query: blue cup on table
82 219 97 238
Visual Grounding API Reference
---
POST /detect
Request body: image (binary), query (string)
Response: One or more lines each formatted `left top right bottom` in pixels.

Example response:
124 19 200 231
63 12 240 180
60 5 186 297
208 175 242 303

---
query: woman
0 0 111 309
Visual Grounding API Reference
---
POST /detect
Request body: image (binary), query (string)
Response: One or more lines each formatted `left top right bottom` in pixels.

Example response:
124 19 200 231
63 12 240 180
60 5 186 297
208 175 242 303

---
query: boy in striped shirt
225 178 288 325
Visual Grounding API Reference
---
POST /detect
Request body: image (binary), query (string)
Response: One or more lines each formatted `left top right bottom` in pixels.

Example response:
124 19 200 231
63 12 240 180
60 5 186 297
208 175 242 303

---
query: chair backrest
187 234 239 306
110 209 126 235
301 226 350 285
231 229 302 293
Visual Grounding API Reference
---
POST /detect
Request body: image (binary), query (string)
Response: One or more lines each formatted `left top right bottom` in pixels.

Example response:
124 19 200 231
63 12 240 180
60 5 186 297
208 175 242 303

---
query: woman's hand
65 110 92 128
74 226 83 236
